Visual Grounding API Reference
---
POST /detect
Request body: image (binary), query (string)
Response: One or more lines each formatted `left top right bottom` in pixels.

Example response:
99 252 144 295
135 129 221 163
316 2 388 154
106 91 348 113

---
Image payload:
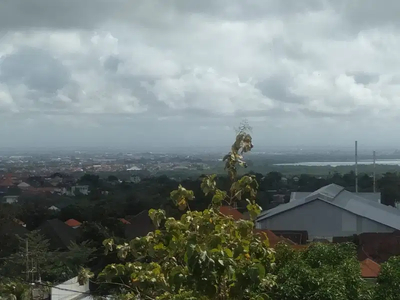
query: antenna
355 141 358 193
373 151 376 193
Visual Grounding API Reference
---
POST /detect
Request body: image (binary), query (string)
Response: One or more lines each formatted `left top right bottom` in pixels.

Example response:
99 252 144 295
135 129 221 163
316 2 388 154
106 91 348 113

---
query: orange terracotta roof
360 258 381 278
0 175 14 187
65 219 82 227
219 206 243 221
119 218 131 225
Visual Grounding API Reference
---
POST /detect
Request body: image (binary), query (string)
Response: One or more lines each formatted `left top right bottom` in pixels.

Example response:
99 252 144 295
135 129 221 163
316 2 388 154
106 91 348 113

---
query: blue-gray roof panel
259 184 400 230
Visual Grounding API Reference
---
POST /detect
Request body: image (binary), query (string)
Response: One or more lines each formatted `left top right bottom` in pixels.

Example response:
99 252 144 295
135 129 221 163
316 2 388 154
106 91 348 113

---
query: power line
17 279 92 295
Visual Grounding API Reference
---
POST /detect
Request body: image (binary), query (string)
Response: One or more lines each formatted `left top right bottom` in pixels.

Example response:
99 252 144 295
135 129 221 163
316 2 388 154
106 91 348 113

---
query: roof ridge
361 258 381 278
332 185 346 200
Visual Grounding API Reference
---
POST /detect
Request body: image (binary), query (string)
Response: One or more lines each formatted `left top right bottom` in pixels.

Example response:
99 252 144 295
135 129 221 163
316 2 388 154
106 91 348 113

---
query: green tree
263 172 282 190
0 280 30 300
81 123 275 299
17 199 52 230
374 256 400 300
78 174 101 188
45 241 96 283
108 175 119 182
1 229 98 284
272 243 372 300
2 231 50 281
77 122 376 299
378 172 400 206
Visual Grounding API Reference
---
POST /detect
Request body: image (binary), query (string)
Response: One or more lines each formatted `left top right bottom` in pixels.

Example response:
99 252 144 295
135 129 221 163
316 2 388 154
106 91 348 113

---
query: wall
51 277 91 300
257 200 394 239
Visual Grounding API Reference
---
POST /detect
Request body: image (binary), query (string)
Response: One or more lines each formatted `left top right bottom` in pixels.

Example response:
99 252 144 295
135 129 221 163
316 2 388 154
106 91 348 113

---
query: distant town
3 147 400 180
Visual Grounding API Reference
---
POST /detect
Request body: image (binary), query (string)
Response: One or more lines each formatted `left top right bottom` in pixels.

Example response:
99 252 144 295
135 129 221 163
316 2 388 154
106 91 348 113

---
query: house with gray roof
257 184 400 240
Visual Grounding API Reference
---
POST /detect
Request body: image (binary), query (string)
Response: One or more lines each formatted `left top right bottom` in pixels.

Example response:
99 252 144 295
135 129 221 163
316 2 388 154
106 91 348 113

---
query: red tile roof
254 229 282 247
219 206 243 221
65 219 82 227
360 258 381 278
0 174 14 187
119 218 131 225
253 229 310 249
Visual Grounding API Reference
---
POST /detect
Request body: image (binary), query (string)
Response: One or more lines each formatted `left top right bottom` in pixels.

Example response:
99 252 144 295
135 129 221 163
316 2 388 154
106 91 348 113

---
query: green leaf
256 263 266 278
224 248 233 258
247 204 262 220
212 189 227 207
102 238 114 254
149 209 166 228
154 243 166 250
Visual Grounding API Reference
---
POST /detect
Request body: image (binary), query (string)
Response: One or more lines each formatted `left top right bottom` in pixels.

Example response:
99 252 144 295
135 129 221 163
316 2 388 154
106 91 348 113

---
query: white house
257 184 400 240
17 182 31 190
65 185 90 196
48 205 60 212
73 185 89 195
2 195 19 204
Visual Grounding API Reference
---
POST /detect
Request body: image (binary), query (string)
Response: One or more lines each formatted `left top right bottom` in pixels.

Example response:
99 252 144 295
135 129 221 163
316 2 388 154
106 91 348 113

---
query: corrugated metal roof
290 190 381 203
304 183 345 202
358 193 381 203
290 192 311 202
258 184 400 230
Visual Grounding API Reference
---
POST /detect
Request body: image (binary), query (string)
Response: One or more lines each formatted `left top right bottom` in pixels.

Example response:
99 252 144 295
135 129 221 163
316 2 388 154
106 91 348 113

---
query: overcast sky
1 1 400 151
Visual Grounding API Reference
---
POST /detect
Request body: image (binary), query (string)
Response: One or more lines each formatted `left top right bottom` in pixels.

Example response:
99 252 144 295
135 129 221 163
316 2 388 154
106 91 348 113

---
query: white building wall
51 277 91 300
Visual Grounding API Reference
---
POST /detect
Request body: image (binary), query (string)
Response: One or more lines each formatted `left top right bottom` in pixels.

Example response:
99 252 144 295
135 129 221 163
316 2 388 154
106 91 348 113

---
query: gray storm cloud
0 0 399 149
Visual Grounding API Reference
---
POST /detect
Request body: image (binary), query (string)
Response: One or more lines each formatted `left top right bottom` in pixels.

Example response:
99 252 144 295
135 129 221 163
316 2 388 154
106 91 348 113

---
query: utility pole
355 141 358 193
373 151 376 193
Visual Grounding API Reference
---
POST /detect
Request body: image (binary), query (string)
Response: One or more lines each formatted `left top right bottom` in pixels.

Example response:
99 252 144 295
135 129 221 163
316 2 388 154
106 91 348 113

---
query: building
272 194 286 205
0 174 15 188
360 258 381 282
290 191 381 203
66 185 89 196
219 206 244 221
51 276 90 300
257 184 400 240
119 218 131 225
2 195 19 204
354 231 400 264
48 205 61 212
65 219 82 229
17 182 31 190
38 219 78 250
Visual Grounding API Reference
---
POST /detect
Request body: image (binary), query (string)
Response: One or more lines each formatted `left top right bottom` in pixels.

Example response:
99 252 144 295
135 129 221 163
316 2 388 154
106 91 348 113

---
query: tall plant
80 122 273 299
